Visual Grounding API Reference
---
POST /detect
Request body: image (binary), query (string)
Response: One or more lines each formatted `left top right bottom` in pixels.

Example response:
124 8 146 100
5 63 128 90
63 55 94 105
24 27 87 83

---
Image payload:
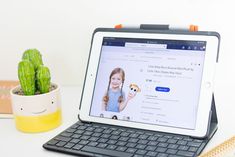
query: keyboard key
77 126 86 130
79 140 89 145
47 139 58 145
148 141 158 146
83 131 93 136
169 155 182 157
101 134 111 138
158 142 168 147
178 145 189 151
129 133 139 138
98 138 108 143
119 137 129 141
94 128 104 133
92 133 102 137
157 137 168 142
194 139 203 143
173 136 183 140
93 124 100 128
116 141 127 146
184 137 193 141
136 131 144 135
54 136 71 142
118 128 126 132
89 137 99 142
56 141 67 147
97 143 108 148
106 145 117 150
75 130 84 134
126 148 137 153
112 130 121 135
110 135 119 140
168 144 179 149
103 129 112 134
146 151 158 157
167 139 177 144
154 133 163 137
177 140 187 145
101 126 108 130
135 144 146 149
137 140 148 144
61 132 73 137
157 153 168 157
120 132 130 137
188 147 197 152
177 150 195 157
110 127 118 131
84 123 92 127
164 135 173 138
81 146 133 157
145 146 156 151
70 124 79 129
72 144 84 150
145 132 154 136
64 143 75 148
71 134 81 139
87 142 98 147
148 136 158 141
85 127 95 131
126 142 137 148
133 155 144 157
80 135 90 140
166 148 177 154
156 147 167 153
70 138 80 143
136 149 147 155
107 139 117 145
126 129 135 134
116 146 127 152
66 128 76 133
138 135 148 139
128 138 138 143
187 142 201 147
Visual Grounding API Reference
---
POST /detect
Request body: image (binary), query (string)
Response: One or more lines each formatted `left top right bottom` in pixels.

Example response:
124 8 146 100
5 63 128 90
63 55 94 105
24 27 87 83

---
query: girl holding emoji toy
102 67 141 112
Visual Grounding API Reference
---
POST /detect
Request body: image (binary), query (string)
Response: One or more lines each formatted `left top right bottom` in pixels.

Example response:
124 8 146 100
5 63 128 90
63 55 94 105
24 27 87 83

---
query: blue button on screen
155 86 170 92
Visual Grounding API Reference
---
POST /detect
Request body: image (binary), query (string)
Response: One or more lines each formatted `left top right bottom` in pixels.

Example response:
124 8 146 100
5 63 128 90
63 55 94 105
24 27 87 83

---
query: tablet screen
89 37 207 130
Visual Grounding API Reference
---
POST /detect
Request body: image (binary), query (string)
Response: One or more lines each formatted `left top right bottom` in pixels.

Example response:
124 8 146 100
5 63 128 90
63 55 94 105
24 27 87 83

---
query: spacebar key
82 146 133 157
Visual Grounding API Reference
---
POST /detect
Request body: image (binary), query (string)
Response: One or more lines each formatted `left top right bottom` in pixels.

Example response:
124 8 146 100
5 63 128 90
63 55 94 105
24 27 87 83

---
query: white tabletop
0 85 234 156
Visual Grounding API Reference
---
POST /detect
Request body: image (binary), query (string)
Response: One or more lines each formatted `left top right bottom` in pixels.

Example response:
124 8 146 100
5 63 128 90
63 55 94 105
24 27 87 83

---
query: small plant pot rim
10 83 59 98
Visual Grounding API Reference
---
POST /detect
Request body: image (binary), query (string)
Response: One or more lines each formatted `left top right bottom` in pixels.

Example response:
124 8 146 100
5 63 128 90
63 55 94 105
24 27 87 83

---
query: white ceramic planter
10 83 62 133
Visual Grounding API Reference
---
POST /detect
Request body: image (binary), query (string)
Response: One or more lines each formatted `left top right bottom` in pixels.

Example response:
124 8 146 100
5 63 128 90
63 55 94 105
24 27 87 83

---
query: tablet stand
205 93 218 139
190 93 218 139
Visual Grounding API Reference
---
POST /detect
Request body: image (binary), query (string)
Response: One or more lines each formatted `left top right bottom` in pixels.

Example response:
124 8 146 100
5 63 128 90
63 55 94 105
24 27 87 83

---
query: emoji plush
129 84 141 96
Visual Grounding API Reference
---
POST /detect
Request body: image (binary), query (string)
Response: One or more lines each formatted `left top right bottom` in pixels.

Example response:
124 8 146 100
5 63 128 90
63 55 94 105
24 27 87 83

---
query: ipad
79 28 219 138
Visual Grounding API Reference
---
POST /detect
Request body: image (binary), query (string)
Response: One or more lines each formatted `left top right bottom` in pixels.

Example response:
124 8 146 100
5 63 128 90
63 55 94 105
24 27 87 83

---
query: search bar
125 43 167 49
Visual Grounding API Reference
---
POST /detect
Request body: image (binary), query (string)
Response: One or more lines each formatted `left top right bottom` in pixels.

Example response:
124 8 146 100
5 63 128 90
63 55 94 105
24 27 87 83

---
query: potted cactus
10 49 62 133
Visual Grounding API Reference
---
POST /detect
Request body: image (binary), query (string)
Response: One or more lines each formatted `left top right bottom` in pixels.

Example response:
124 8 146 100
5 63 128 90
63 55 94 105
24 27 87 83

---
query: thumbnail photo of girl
102 67 139 113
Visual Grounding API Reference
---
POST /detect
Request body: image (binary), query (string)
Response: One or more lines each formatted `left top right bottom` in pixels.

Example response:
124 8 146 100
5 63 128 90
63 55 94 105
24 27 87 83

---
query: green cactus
22 49 43 70
36 65 51 94
18 49 52 95
18 60 36 95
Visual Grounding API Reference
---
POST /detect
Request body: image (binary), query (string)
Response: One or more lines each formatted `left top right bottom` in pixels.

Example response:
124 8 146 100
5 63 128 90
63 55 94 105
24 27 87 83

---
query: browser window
90 37 206 130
